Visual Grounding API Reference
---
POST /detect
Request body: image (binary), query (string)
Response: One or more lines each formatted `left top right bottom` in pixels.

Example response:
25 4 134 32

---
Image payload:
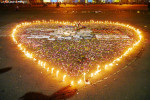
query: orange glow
78 79 82 84
97 65 100 70
63 75 66 82
109 63 113 66
56 70 59 77
43 62 46 68
105 65 108 69
51 68 54 74
91 73 93 77
11 20 143 86
47 67 49 72
71 81 74 85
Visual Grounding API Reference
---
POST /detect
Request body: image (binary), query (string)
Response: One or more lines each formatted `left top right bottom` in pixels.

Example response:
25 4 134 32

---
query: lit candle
43 62 46 68
84 73 86 82
91 73 93 77
51 68 54 74
71 81 74 85
78 79 82 84
56 71 59 77
63 75 66 82
97 65 100 70
47 67 49 72
105 65 108 69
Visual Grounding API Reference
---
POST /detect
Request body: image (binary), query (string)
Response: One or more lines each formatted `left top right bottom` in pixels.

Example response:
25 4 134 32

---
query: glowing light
116 58 120 61
105 65 108 69
128 48 132 51
84 73 86 81
33 58 36 61
47 67 49 72
97 65 100 70
123 51 128 56
94 72 97 75
18 44 21 47
56 70 59 77
71 81 74 85
109 63 113 66
78 79 82 84
11 20 143 86
51 68 54 74
94 69 101 75
25 52 33 58
63 75 66 82
23 49 26 53
91 73 93 77
38 60 41 65
43 62 46 68
41 61 43 66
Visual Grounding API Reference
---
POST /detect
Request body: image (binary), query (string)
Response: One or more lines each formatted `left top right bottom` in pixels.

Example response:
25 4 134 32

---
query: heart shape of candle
12 20 142 85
